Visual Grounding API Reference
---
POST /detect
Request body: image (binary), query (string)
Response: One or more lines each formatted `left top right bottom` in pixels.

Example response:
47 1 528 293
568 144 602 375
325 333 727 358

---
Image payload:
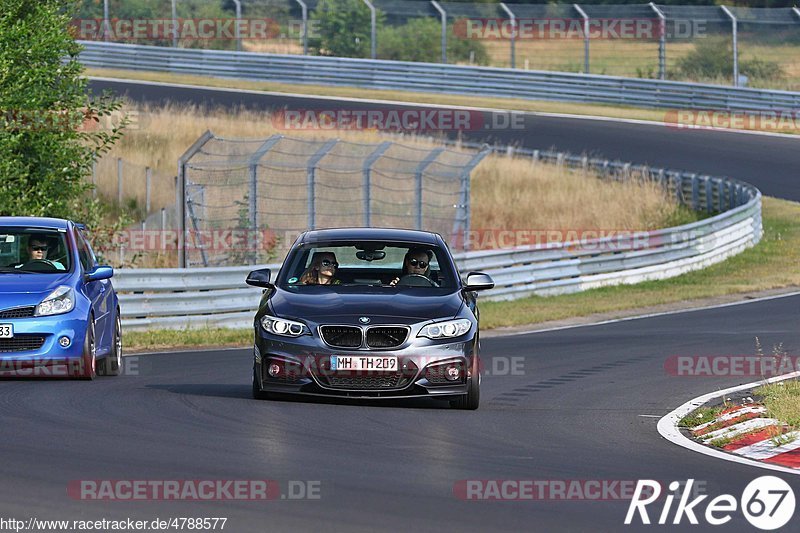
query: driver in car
299 252 341 285
389 248 438 286
16 234 65 271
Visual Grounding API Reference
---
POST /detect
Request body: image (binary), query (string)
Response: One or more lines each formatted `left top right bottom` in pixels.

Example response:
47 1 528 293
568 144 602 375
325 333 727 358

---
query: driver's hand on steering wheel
389 277 400 286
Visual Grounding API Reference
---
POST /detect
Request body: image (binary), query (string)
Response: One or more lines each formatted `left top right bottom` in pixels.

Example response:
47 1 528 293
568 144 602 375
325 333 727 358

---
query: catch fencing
76 2 800 88
176 132 488 267
115 142 761 331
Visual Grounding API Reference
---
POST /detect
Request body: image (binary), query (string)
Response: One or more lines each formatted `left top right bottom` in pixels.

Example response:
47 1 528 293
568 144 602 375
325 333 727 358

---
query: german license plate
331 355 397 372
0 324 13 338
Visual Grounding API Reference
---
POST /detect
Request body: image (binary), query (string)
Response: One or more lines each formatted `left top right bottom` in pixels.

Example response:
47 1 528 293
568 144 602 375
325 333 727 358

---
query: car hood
0 273 73 307
269 287 463 323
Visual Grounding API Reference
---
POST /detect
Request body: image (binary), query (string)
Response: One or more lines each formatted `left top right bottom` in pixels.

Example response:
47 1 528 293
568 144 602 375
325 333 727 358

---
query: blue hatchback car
0 217 121 379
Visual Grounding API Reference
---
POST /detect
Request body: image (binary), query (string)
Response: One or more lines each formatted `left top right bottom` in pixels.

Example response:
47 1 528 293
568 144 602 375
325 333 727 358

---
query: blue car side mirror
86 265 114 282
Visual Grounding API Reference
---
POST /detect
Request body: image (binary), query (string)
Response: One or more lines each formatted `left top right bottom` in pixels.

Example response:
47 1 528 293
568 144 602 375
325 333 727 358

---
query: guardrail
79 41 800 113
115 144 762 331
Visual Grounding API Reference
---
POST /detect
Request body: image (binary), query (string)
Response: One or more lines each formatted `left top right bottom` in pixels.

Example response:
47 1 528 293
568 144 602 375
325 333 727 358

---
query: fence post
232 0 242 52
720 5 738 87
116 158 123 207
431 1 447 64
650 2 666 80
456 148 491 251
362 142 392 226
171 0 179 48
145 166 152 218
103 0 110 42
177 130 215 268
414 148 445 230
362 0 377 59
307 140 338 230
91 160 97 198
574 4 590 74
500 3 516 68
296 0 309 55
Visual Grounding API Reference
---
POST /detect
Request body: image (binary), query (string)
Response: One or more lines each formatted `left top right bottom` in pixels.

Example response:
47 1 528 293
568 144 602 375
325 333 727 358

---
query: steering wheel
19 259 59 272
395 274 437 287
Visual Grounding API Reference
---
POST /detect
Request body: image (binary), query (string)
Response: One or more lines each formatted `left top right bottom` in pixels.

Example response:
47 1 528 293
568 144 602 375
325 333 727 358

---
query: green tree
309 0 381 58
0 0 124 221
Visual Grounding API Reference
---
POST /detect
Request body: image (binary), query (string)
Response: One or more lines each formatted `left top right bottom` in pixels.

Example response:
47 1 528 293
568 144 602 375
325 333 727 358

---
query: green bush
377 18 488 65
676 36 784 82
309 0 379 58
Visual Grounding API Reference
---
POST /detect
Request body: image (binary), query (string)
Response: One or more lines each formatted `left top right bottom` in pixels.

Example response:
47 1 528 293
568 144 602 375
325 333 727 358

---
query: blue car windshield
278 241 456 289
0 229 71 273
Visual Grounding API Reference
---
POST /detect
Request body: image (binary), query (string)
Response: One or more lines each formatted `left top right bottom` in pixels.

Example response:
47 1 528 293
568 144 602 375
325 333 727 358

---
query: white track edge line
657 370 800 476
87 76 798 139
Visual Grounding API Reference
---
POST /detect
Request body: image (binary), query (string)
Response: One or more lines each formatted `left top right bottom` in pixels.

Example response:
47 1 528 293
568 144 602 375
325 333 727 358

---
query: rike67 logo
625 477 795 530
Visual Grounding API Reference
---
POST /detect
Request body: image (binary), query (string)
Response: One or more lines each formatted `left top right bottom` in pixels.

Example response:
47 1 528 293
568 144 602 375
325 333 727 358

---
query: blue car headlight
260 314 308 337
418 319 472 339
35 286 75 317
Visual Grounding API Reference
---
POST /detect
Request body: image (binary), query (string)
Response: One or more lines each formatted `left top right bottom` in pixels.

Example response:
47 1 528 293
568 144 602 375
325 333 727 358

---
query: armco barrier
78 41 800 113
115 145 762 331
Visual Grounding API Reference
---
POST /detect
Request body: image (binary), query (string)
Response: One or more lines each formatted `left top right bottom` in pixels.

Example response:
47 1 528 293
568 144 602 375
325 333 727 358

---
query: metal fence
79 41 800 114
115 142 762 331
77 2 800 89
176 132 488 267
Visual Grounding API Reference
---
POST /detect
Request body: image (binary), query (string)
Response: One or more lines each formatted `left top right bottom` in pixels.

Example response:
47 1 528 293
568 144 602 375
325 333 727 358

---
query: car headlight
35 286 75 317
418 318 472 339
260 314 308 337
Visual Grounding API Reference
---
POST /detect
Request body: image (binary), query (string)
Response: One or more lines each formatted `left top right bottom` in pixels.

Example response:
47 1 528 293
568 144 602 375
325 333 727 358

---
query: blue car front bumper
0 310 88 376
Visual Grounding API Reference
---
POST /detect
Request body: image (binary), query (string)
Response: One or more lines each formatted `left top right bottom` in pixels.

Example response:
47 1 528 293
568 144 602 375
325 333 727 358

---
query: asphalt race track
89 78 800 201
4 295 800 531
3 80 794 531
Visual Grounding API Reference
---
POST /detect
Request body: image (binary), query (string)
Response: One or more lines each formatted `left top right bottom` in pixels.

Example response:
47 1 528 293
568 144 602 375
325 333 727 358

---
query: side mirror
85 265 113 282
463 272 494 292
246 268 273 288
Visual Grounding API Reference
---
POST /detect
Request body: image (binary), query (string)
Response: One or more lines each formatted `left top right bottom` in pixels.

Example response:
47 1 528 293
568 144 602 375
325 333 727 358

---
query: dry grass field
93 104 691 267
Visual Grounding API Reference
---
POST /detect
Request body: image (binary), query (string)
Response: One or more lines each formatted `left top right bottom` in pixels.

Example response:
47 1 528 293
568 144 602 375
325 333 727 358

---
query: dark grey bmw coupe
245 228 494 409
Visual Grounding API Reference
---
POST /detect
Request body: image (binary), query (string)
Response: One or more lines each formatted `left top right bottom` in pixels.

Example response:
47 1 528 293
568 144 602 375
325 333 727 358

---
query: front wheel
252 368 273 400
78 318 97 380
450 375 480 410
98 312 122 376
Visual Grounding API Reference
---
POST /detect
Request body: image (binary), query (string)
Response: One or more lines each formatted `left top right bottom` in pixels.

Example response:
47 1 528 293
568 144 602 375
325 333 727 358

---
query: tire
449 375 480 410
98 312 122 376
252 368 273 400
78 318 97 380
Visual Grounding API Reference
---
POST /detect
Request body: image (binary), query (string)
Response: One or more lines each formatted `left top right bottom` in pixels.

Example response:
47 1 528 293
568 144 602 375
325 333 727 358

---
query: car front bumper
0 311 88 376
253 327 479 399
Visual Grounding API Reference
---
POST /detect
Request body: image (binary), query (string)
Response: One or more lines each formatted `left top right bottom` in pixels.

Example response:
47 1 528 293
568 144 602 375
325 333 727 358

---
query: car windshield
278 241 456 289
0 228 71 273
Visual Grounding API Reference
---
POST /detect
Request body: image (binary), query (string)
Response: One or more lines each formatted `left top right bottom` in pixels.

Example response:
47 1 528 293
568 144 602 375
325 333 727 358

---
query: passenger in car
299 252 341 285
389 248 438 286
